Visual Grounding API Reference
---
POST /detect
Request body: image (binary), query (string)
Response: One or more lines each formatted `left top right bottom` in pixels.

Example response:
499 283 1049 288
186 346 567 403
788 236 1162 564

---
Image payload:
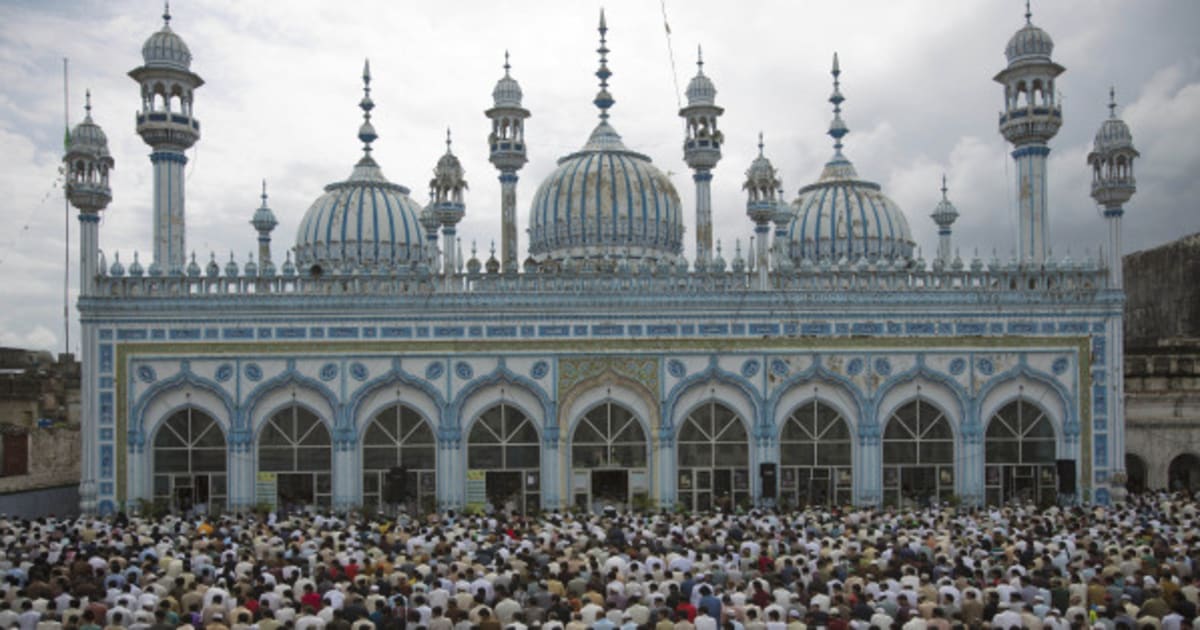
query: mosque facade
62 7 1140 515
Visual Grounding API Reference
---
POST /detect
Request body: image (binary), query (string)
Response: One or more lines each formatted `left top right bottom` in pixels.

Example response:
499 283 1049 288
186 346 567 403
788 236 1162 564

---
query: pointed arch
663 358 763 434
451 363 553 435
768 361 865 438
875 362 967 432
133 366 234 438
244 367 339 438
348 362 445 437
977 362 1074 438
668 377 758 441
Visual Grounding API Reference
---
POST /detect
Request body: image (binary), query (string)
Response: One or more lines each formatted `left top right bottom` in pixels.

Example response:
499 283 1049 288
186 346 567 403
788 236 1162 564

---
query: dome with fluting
1094 116 1134 152
785 52 914 264
786 158 914 263
142 10 192 71
528 11 684 264
294 60 425 273
1005 15 1054 64
528 123 683 263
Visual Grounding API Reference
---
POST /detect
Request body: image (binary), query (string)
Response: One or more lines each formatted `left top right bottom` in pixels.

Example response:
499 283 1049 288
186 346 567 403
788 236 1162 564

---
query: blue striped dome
294 159 425 272
528 122 683 263
785 157 915 263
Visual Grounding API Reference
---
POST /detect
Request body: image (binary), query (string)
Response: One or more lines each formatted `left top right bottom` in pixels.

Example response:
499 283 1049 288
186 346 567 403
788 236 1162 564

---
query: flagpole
63 57 70 356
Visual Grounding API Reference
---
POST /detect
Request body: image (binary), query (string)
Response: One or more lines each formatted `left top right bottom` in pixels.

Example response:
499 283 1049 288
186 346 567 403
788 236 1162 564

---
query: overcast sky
1 0 1198 354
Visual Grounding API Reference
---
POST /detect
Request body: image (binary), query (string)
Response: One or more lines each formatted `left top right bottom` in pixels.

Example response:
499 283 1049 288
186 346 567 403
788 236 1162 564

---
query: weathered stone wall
0 426 80 494
1124 232 1200 347
1124 349 1200 490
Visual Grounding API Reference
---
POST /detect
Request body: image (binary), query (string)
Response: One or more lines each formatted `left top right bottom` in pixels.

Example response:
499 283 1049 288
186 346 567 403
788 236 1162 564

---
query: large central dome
528 123 683 263
526 10 683 265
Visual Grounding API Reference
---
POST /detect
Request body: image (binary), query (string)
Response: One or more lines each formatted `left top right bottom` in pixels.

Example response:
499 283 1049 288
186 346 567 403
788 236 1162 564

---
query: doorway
592 469 628 510
277 473 315 508
486 470 522 513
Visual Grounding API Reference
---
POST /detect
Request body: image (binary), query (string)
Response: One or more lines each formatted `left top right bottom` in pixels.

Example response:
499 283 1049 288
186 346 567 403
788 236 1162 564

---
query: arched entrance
1125 454 1147 493
152 407 226 514
467 403 541 514
1168 453 1200 492
984 400 1058 505
570 401 648 512
778 400 852 508
883 399 954 507
362 404 436 513
258 405 332 509
676 401 750 512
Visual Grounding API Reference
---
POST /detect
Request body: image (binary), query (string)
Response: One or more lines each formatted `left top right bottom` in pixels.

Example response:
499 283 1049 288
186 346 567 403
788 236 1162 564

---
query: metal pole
63 57 70 355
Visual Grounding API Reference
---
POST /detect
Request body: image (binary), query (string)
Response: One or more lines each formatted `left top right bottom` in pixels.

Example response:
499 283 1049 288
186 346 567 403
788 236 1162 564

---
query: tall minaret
679 46 724 265
64 92 115 296
431 129 467 290
930 175 959 266
1087 88 1138 289
1087 88 1138 503
744 133 780 290
485 52 530 274
250 180 277 266
128 3 203 274
64 92 113 516
994 3 1063 265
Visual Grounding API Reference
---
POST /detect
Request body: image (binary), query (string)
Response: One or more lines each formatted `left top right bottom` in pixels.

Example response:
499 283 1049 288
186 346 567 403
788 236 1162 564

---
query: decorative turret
679 46 725 265
431 129 467 289
250 180 277 266
129 2 203 274
744 133 780 290
1088 87 1138 289
486 52 531 274
994 1 1064 265
930 175 959 266
64 90 114 298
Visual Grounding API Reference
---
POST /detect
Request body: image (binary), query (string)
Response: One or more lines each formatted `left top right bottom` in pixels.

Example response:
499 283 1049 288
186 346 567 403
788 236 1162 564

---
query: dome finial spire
163 0 171 27
1108 85 1117 118
593 8 615 122
828 52 849 158
1025 0 1032 24
696 44 704 75
757 131 764 157
84 89 92 120
357 58 377 159
261 178 268 205
445 127 453 153
941 173 948 200
503 50 511 77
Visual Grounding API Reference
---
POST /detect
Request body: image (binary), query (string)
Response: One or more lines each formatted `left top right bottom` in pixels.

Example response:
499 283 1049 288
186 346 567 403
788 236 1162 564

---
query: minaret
994 3 1063 265
930 175 959 266
679 46 724 265
64 92 113 516
250 180 277 266
128 3 203 274
1088 88 1138 503
431 129 467 290
1088 88 1138 289
485 52 530 274
772 183 792 269
64 92 115 296
744 133 780 290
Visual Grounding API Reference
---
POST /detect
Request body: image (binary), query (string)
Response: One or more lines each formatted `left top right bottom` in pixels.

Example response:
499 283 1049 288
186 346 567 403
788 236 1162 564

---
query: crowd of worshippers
0 491 1198 630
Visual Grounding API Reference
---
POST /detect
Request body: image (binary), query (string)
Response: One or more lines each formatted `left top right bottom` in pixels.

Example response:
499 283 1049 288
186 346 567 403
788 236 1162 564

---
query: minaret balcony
135 114 200 149
683 141 721 169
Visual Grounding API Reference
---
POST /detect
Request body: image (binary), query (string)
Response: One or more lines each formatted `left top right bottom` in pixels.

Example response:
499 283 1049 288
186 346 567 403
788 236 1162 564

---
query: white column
500 172 519 272
442 226 456 292
694 170 713 263
79 214 100 295
150 151 187 272
332 445 358 511
78 323 97 514
937 227 952 266
755 222 771 290
1013 145 1050 264
1105 208 1124 289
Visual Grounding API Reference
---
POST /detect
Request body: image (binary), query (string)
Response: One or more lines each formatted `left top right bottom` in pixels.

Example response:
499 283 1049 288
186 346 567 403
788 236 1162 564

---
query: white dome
142 24 192 71
294 160 426 273
786 157 915 263
528 122 683 263
1005 21 1054 64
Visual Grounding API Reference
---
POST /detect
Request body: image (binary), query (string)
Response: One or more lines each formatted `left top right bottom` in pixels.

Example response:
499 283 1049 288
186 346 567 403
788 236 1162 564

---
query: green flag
64 125 70 150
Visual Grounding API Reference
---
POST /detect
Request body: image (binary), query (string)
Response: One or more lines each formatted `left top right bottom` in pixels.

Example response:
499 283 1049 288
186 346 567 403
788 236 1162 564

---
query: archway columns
656 433 677 507
332 434 358 512
126 439 149 511
540 428 560 509
753 431 773 507
437 431 464 509
856 431 881 506
959 430 985 506
227 434 255 511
